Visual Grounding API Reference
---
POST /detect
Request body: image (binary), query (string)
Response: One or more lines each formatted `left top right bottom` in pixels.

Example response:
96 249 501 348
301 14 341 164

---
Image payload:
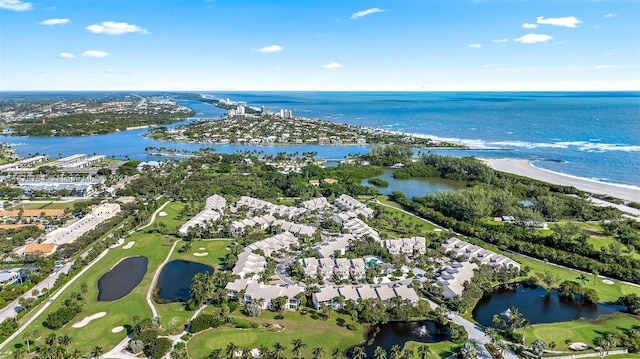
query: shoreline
482 158 640 203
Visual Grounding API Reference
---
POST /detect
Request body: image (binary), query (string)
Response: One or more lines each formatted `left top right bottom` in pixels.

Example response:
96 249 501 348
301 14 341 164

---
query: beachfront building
178 194 226 237
381 237 427 255
443 237 520 270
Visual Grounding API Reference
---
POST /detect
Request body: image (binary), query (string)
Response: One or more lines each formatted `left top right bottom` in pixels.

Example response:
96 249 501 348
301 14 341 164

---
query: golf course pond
155 260 214 303
472 283 625 327
355 320 450 357
97 256 149 301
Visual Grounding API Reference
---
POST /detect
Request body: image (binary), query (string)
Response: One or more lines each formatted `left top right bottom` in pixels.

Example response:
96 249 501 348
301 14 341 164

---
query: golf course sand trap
193 252 208 257
122 241 135 249
569 342 589 351
199 247 205 250
602 279 614 285
72 312 107 328
111 326 124 333
158 211 168 217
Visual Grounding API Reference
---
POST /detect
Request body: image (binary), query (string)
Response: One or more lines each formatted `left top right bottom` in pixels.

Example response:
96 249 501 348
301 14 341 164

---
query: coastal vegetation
6 111 194 137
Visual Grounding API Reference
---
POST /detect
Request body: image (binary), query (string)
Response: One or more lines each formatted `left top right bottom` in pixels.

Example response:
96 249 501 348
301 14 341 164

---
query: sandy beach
483 158 640 203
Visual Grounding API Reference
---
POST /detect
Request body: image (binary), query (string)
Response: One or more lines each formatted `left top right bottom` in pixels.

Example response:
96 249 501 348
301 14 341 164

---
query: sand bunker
72 312 107 328
199 247 205 250
158 211 168 217
433 228 443 232
602 279 614 285
194 252 208 257
569 342 589 351
122 241 135 249
111 326 124 333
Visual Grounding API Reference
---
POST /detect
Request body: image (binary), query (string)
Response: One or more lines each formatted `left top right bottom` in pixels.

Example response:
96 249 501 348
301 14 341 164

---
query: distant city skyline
1 0 639 91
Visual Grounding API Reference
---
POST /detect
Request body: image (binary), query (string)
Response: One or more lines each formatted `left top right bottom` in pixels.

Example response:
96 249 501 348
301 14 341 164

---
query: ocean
1 91 638 187
202 91 640 187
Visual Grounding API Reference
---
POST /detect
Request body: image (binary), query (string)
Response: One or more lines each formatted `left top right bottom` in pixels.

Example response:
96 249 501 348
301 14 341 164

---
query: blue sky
1 0 638 91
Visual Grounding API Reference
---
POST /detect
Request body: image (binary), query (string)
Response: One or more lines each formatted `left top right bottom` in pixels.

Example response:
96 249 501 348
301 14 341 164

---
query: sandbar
72 311 107 328
483 158 640 203
122 241 135 249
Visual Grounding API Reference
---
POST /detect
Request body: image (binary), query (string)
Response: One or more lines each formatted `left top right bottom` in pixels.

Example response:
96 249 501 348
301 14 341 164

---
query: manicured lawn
187 310 364 359
0 202 190 357
526 312 640 347
11 200 86 211
171 239 231 270
403 340 459 358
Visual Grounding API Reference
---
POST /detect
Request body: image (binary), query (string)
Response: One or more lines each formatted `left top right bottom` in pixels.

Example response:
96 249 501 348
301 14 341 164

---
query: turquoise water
1 92 639 186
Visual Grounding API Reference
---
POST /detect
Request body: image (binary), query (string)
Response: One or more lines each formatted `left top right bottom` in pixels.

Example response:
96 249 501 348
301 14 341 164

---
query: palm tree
292 339 306 359
45 333 57 347
577 273 588 286
12 348 24 359
68 349 83 359
92 346 104 359
313 347 326 359
23 331 31 354
374 346 387 359
390 345 402 359
418 345 432 359
207 349 223 359
332 348 343 359
401 349 414 359
458 341 477 359
532 339 547 359
507 306 524 331
59 334 73 349
226 342 239 359
352 346 367 359
272 342 287 359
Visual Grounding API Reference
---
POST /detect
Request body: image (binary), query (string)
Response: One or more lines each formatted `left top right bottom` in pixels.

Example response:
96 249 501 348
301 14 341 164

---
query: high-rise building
279 109 292 119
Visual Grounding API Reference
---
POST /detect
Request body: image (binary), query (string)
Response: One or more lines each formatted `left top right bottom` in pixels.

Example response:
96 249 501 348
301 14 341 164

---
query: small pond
98 256 148 301
362 169 466 200
353 321 450 357
155 260 214 303
472 283 625 326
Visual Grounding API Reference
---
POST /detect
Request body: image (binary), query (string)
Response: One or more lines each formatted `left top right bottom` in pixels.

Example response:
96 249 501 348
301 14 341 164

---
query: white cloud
321 62 343 69
522 23 538 29
536 16 582 28
604 13 616 18
351 8 386 20
468 43 482 49
82 50 110 58
253 45 284 53
514 33 553 44
0 0 32 11
58 52 74 59
40 18 69 26
492 38 509 43
86 21 148 35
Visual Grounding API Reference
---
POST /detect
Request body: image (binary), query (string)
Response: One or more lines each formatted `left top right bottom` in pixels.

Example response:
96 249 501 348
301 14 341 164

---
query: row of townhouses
342 218 380 241
443 237 520 269
333 194 375 218
177 194 226 236
312 284 420 310
381 237 427 255
230 214 315 238
236 196 307 219
226 279 305 311
299 257 367 280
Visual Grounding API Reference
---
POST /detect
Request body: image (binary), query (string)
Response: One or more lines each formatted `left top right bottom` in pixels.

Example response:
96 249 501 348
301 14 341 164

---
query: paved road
0 249 108 351
0 263 73 323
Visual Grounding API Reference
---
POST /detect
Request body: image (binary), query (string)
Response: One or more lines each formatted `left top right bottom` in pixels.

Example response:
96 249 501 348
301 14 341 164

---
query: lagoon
362 169 466 199
472 283 624 327
356 321 450 357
